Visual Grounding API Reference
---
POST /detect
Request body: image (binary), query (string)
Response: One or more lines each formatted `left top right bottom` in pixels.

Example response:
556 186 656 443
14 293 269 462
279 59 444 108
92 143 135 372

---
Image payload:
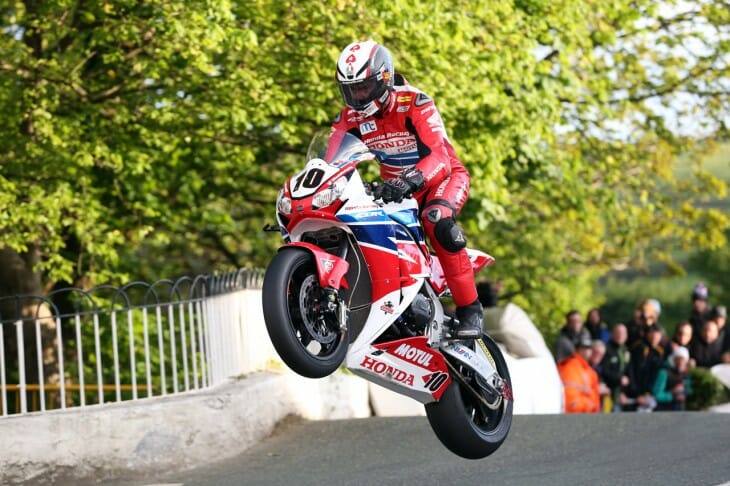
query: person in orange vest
558 332 601 413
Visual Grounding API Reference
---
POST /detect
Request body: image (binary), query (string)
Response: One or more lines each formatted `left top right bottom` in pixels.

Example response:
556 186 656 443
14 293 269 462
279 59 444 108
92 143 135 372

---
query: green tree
1 0 728 342
691 227 730 305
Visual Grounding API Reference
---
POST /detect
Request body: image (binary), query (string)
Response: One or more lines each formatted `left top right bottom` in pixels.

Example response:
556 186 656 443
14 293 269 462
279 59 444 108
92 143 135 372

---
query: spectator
558 332 601 414
601 323 631 412
590 339 606 374
716 306 730 363
690 319 725 368
589 339 611 410
652 346 692 411
711 305 727 349
624 324 665 411
671 321 693 352
648 298 662 318
554 310 590 363
689 282 713 336
584 308 610 343
627 300 660 349
625 302 645 348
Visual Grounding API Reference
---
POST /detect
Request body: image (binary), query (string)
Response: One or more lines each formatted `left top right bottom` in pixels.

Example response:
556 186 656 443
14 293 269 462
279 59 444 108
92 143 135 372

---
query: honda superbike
262 129 512 459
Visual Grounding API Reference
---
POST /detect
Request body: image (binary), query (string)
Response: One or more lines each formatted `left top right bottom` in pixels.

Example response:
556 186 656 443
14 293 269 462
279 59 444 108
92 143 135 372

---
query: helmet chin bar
351 90 391 118
355 100 380 117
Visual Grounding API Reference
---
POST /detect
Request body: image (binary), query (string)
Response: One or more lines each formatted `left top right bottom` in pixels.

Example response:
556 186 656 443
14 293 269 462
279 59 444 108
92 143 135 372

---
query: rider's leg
420 175 482 339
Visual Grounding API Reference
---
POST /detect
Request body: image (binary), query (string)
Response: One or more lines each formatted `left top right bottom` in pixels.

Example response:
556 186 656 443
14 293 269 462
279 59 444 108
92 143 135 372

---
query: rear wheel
425 333 513 459
262 248 348 378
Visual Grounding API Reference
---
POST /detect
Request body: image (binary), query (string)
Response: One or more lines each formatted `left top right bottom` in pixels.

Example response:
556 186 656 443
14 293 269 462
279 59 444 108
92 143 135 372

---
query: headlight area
276 188 292 215
311 176 348 210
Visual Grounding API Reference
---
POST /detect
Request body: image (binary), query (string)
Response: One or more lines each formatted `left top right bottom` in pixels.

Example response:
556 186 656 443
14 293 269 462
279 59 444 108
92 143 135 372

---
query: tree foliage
0 0 728 336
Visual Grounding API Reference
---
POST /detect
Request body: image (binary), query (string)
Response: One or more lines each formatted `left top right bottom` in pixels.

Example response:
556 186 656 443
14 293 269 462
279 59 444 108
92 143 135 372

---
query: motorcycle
262 129 512 459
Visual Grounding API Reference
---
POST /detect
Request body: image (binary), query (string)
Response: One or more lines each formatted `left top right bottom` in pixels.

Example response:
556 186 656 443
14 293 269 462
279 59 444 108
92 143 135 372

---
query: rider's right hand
379 168 424 204
380 178 408 203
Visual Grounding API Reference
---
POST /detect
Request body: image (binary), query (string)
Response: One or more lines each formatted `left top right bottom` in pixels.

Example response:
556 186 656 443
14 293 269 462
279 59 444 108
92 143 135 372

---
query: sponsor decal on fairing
478 339 497 368
452 343 475 360
355 345 450 399
380 301 395 314
393 343 433 367
360 355 415 386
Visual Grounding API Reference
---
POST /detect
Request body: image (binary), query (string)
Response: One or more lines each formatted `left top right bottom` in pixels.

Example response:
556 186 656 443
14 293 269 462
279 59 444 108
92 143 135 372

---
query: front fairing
275 129 433 320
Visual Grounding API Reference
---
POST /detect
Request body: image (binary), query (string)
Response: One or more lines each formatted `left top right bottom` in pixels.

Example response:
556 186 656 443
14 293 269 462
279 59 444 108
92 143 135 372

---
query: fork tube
336 236 349 260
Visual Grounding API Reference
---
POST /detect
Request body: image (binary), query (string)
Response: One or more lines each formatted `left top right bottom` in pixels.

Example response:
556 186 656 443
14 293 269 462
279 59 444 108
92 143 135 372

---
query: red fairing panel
374 336 452 400
429 256 448 295
397 240 430 287
429 249 495 295
469 250 495 273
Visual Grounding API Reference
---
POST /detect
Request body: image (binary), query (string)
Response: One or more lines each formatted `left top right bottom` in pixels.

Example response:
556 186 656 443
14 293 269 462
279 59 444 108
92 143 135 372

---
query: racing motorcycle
262 129 512 459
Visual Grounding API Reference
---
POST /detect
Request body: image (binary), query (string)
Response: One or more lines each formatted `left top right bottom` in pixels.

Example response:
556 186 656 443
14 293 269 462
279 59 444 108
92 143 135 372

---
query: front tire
425 333 513 459
262 248 349 378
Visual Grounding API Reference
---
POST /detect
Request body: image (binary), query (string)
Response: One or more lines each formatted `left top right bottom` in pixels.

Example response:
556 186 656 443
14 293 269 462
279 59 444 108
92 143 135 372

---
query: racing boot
452 300 483 339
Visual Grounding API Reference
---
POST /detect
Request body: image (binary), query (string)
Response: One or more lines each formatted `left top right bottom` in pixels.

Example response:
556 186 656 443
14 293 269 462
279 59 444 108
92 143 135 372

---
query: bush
686 366 730 411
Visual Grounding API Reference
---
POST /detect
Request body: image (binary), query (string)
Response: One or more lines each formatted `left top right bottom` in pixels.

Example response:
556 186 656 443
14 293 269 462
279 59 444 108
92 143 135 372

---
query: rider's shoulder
392 82 434 109
393 84 433 106
393 73 433 106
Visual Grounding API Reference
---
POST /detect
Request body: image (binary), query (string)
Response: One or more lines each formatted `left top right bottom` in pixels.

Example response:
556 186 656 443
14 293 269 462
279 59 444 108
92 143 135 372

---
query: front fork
280 238 351 332
321 287 348 332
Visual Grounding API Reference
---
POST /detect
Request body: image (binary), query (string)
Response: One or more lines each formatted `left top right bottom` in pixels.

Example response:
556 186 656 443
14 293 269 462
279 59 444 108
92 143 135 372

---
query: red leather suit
331 77 477 307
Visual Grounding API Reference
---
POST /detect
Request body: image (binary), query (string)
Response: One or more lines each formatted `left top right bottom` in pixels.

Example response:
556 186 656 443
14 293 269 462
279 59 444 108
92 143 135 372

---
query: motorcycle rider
331 40 482 339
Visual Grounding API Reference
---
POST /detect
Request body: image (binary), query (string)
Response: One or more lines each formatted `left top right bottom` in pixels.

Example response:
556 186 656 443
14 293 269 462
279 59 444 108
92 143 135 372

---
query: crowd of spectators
554 282 729 413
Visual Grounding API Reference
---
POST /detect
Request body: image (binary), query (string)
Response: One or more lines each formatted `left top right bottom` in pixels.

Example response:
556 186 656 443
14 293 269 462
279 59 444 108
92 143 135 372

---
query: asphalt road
152 412 730 486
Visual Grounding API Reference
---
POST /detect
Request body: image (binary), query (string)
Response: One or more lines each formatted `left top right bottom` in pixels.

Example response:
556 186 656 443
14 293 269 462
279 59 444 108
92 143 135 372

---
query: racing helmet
335 40 394 116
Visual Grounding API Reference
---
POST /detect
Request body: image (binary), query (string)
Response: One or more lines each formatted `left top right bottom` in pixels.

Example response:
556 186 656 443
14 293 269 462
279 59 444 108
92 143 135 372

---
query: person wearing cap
557 332 601 413
689 282 713 336
652 346 692 411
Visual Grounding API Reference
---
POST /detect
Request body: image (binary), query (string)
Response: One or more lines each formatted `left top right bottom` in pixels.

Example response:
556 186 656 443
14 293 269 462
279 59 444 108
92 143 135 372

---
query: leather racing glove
380 168 425 203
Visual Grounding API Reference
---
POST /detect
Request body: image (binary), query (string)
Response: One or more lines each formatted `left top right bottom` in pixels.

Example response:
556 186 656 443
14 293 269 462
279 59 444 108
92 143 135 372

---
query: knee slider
434 218 467 253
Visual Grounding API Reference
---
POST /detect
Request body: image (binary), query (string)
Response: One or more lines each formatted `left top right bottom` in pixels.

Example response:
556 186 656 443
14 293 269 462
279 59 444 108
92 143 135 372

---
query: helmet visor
339 76 385 111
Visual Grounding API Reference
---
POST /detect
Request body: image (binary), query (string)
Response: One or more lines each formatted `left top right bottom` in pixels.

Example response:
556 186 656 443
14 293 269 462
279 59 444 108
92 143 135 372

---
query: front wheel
262 248 349 378
425 333 513 459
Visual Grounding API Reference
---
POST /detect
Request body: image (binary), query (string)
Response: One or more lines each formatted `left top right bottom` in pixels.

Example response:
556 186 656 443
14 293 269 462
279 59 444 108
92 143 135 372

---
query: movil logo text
393 343 433 367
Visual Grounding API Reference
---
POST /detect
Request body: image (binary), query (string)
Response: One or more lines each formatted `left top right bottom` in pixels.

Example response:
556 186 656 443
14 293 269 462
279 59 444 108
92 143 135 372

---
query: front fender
278 242 349 289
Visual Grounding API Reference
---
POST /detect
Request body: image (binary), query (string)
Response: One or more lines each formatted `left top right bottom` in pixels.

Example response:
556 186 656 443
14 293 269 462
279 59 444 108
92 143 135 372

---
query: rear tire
425 333 513 459
262 248 348 378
